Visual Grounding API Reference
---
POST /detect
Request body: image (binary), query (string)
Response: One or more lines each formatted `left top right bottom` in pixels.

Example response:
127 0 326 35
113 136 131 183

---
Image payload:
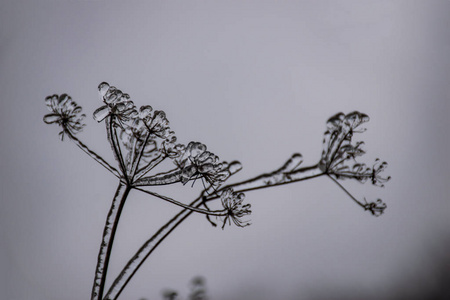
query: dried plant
43 82 390 300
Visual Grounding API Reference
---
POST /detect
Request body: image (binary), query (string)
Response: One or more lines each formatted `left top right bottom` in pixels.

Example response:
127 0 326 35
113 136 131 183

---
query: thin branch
326 174 366 208
331 171 372 179
126 136 139 176
112 126 127 179
106 118 126 178
106 160 324 299
205 163 324 202
65 131 121 178
104 204 197 300
134 154 167 181
134 187 226 216
130 133 150 182
133 168 181 186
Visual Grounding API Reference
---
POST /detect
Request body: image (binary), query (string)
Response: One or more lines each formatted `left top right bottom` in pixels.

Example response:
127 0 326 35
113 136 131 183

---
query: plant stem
104 204 196 300
130 133 150 182
91 182 131 300
65 130 121 178
105 162 323 299
112 127 128 180
326 174 365 208
133 169 181 186
134 154 167 181
205 164 324 201
134 187 226 216
106 118 127 181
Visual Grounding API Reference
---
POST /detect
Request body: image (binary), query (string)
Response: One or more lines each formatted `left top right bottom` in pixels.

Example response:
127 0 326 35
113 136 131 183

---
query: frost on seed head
320 111 369 171
43 94 86 140
176 142 230 187
93 82 138 126
220 189 251 229
319 111 390 187
92 82 185 177
364 198 387 216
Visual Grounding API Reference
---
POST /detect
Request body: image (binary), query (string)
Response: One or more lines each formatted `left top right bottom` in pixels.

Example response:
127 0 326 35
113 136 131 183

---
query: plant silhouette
43 82 390 300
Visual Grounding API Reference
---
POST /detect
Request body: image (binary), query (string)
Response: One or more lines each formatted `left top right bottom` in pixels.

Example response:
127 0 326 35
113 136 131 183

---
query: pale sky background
1 1 450 299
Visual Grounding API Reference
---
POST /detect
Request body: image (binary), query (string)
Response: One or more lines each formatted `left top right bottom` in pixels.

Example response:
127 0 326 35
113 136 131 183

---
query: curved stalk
106 118 127 181
65 130 120 178
205 164 324 201
106 162 324 299
112 127 128 179
130 133 150 182
134 169 181 186
104 204 197 300
134 154 167 181
327 174 366 208
134 187 226 216
91 182 131 300
126 136 139 176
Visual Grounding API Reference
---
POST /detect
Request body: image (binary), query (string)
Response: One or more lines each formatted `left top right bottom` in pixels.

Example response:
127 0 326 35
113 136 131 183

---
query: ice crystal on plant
93 82 138 127
124 105 180 165
127 106 173 141
176 142 229 187
43 94 86 140
370 159 391 187
92 82 185 178
363 198 387 216
161 136 185 159
320 111 369 171
220 189 251 229
319 111 390 187
143 109 172 140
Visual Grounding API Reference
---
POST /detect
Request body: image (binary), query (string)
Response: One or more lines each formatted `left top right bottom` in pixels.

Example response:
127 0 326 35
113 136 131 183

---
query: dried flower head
122 107 181 171
363 198 387 216
93 82 138 127
124 105 152 140
161 135 185 159
92 83 181 178
220 189 251 229
176 142 229 187
143 109 172 140
319 111 390 187
320 111 369 171
43 94 86 140
371 159 391 187
126 106 172 140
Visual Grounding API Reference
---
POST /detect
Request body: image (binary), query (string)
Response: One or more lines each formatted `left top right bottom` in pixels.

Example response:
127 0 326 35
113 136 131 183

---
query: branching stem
104 204 196 300
106 118 126 179
105 161 324 299
65 130 120 178
326 174 365 208
44 95 389 300
134 187 227 216
130 133 150 182
112 126 128 181
205 164 324 202
134 154 167 181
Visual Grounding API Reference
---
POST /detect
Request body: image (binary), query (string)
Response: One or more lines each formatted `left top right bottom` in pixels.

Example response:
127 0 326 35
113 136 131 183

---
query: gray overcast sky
1 1 450 299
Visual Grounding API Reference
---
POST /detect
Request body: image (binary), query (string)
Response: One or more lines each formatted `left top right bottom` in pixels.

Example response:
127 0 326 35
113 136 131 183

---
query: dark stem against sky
1 1 450 300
